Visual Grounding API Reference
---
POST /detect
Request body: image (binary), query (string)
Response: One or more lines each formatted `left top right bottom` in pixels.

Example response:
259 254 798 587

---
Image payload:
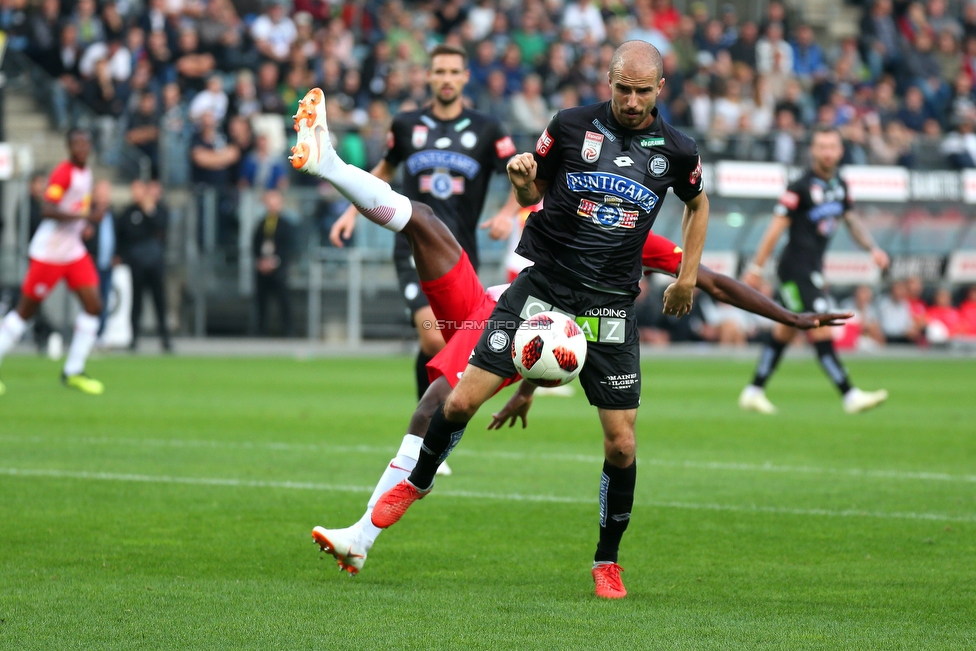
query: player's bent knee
443 391 481 422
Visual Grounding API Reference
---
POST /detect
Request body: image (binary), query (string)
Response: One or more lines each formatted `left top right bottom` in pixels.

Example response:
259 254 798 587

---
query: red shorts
421 252 520 394
641 232 683 277
21 255 99 301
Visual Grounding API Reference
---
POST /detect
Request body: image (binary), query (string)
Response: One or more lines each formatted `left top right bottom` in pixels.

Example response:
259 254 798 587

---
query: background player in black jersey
369 41 710 600
329 44 520 402
739 126 890 415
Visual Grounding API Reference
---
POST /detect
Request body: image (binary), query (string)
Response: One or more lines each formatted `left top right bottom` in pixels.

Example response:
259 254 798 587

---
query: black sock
814 339 852 395
415 350 434 401
408 404 467 491
751 339 788 388
595 460 636 564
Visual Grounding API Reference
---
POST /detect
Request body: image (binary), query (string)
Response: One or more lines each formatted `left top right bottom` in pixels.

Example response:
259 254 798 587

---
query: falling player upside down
289 87 852 578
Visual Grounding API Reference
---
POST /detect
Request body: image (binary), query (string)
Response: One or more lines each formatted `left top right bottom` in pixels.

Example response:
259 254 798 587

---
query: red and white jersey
28 160 93 264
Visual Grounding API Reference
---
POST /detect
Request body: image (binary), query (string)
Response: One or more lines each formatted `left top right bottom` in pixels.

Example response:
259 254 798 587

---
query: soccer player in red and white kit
0 130 107 395
287 87 851 578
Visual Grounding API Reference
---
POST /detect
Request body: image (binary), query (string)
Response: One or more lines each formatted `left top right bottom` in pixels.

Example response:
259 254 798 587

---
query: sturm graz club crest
647 154 669 177
486 330 510 352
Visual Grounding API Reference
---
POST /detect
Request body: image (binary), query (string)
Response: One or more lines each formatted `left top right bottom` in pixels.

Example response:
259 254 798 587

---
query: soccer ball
512 311 588 387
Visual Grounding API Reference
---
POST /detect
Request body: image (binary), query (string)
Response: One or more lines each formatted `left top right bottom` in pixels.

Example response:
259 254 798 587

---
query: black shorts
777 268 828 314
395 252 430 316
470 267 640 410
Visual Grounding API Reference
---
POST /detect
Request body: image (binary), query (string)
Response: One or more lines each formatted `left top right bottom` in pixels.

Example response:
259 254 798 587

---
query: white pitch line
1 467 974 524
1 434 975 485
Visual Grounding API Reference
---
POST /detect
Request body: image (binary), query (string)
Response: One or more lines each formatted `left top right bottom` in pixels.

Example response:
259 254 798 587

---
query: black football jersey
774 169 852 275
384 107 516 269
517 103 703 296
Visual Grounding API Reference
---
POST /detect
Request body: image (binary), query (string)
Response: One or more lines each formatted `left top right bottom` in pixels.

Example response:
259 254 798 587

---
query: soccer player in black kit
739 126 890 415
330 44 519 402
370 41 711 599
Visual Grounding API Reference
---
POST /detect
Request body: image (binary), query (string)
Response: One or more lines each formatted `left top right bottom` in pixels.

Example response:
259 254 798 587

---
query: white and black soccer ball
512 311 588 387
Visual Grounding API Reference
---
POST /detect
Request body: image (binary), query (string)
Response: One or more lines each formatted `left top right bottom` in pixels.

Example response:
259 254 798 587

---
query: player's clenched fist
507 153 537 190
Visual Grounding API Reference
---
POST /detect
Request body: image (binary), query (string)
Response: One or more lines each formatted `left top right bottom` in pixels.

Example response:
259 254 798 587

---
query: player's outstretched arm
507 153 548 207
696 266 853 329
665 192 709 317
329 159 397 247
487 380 536 430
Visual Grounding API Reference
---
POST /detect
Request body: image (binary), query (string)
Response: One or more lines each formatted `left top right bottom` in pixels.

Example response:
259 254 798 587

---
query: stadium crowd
5 0 976 343
11 0 976 179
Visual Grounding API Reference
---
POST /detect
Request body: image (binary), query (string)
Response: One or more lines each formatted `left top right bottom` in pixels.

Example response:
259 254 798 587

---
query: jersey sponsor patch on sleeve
386 131 395 150
689 156 702 186
495 135 516 158
536 130 553 157
778 190 801 211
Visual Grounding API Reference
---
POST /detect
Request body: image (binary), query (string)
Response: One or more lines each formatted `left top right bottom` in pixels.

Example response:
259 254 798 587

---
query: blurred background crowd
11 0 976 182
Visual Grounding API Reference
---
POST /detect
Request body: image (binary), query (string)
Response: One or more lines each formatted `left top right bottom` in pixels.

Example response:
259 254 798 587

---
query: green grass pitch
0 354 974 650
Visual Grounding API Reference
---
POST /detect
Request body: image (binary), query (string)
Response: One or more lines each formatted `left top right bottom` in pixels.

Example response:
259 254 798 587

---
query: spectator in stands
868 115 916 165
477 68 510 120
627 4 672 55
512 9 549 67
730 21 759 70
117 180 171 352
255 61 287 114
899 85 937 132
757 22 793 76
793 25 828 85
126 91 161 178
861 0 902 79
508 74 550 136
227 70 261 122
250 0 296 65
71 0 105 50
562 0 606 46
160 82 191 185
926 286 963 339
226 115 255 186
879 280 923 343
906 276 930 321
239 132 287 191
770 106 801 163
842 285 886 346
937 30 962 82
174 27 216 94
189 75 229 126
899 2 934 48
26 0 63 78
929 0 962 38
959 285 976 333
146 28 176 86
191 110 240 187
943 110 976 167
252 189 296 337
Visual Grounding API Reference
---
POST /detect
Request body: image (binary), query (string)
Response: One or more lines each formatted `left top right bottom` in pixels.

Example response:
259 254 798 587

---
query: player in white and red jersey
0 130 107 395
284 88 852 574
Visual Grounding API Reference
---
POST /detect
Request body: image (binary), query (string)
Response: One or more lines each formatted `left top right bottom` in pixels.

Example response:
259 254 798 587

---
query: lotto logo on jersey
536 130 554 157
495 136 516 158
577 197 637 229
581 131 604 163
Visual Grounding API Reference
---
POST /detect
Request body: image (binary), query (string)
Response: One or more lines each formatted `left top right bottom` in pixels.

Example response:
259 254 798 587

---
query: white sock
63 312 100 376
0 311 28 365
315 146 412 232
356 434 423 550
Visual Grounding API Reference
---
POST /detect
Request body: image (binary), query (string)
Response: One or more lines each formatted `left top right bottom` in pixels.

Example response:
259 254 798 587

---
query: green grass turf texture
0 354 974 650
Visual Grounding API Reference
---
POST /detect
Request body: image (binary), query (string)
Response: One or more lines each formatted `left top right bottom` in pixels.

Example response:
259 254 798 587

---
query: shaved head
609 40 663 84
607 41 666 130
